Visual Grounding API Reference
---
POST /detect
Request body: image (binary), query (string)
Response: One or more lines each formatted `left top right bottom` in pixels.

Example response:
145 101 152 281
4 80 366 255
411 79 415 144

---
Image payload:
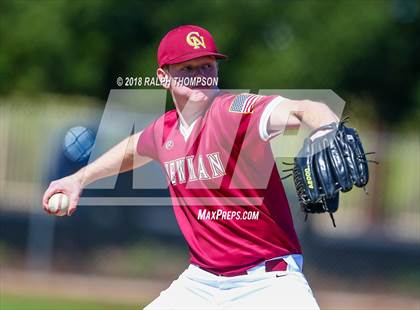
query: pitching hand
42 174 83 216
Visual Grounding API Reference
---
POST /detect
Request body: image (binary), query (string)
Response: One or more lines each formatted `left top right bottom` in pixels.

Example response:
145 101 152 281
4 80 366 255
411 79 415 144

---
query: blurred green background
0 0 419 309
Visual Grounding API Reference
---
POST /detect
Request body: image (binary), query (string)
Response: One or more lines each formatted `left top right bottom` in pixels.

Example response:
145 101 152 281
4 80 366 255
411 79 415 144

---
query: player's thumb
67 194 80 216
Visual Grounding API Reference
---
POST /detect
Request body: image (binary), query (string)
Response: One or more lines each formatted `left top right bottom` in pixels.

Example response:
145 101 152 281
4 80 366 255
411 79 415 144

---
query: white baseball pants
144 255 319 310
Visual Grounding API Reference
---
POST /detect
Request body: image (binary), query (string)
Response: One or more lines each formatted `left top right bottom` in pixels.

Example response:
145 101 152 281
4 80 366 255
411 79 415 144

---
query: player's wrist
73 168 89 188
310 128 333 141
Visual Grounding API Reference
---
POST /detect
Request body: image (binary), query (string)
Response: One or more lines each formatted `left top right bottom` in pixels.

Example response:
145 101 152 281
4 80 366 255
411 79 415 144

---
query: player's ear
157 67 171 89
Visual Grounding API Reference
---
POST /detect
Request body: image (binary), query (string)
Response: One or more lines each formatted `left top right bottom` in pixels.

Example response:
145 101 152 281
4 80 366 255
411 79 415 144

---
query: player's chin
190 87 217 100
188 90 212 103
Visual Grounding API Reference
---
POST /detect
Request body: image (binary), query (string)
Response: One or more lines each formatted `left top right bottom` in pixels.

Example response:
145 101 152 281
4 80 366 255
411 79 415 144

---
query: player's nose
191 69 203 78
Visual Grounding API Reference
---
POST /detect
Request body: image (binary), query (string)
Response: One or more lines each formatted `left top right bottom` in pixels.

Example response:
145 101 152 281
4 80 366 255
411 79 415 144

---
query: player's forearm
268 99 339 138
74 132 148 187
293 100 339 129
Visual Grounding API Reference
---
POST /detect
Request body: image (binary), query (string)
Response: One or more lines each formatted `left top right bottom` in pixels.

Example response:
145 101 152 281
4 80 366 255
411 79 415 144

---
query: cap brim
163 51 227 67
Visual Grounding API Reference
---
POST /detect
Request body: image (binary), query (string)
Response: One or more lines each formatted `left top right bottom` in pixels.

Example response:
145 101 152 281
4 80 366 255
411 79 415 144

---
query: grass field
0 294 143 310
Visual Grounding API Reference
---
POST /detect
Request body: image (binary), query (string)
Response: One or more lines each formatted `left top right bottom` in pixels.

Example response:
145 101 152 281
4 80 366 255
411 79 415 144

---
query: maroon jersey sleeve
247 94 286 142
252 95 287 142
214 93 286 144
137 120 159 160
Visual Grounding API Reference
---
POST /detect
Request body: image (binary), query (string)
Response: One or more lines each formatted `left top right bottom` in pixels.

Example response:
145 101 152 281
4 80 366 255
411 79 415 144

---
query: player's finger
42 184 59 210
67 207 76 216
42 187 52 208
66 196 79 216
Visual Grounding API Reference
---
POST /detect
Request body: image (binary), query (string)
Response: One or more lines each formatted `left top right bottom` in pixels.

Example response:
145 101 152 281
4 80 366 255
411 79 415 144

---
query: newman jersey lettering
164 153 226 185
137 92 302 276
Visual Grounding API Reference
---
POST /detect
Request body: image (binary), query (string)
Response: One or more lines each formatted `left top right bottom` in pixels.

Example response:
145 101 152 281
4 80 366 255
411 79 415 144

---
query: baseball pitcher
43 25 371 309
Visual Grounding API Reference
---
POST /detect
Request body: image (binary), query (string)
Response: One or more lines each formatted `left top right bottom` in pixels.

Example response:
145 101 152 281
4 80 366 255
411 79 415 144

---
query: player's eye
181 65 194 72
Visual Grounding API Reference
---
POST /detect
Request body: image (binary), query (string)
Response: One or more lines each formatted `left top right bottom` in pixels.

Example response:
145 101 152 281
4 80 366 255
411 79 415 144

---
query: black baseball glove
283 119 377 226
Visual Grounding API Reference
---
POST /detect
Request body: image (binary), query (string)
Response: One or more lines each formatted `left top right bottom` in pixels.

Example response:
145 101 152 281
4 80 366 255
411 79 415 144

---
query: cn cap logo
186 31 206 49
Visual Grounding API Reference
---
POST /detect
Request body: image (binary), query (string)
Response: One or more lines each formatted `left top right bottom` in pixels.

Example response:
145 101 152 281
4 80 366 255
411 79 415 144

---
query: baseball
47 193 70 216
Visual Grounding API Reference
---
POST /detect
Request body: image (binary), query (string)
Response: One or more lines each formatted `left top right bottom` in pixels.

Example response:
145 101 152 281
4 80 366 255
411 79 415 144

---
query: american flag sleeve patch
229 94 263 114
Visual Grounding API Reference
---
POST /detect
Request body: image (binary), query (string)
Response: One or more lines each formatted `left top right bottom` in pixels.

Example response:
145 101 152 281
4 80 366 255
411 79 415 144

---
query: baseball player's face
157 56 218 105
167 56 218 86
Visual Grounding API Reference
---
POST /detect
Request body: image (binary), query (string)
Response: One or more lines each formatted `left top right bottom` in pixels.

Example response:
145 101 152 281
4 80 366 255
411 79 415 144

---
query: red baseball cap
157 25 227 68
